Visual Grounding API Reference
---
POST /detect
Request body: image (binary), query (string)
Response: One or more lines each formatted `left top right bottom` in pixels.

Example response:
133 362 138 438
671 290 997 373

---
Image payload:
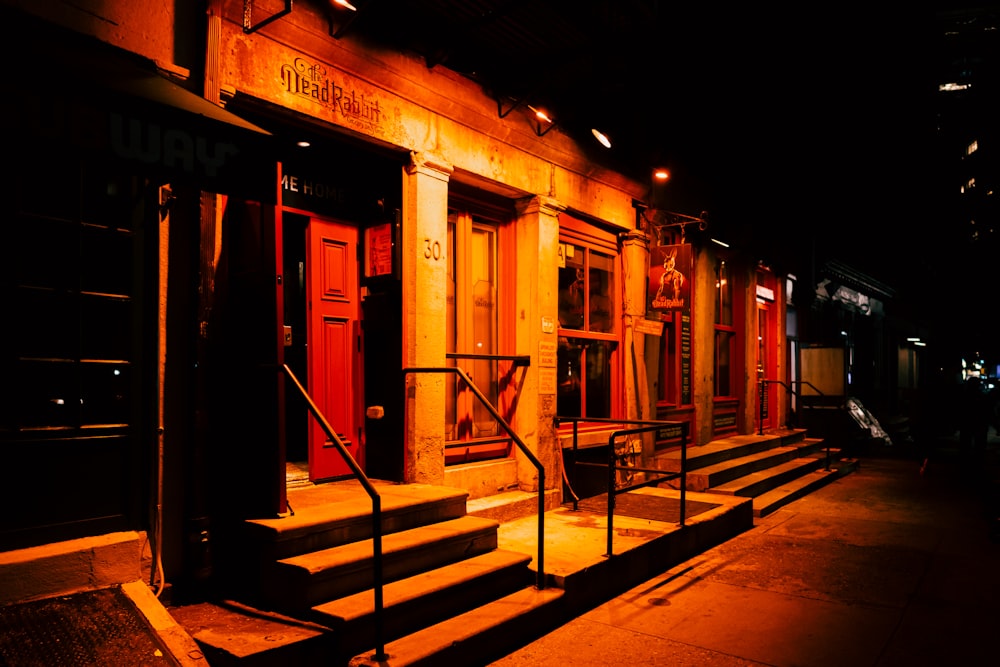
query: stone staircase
655 428 858 517
172 481 565 667
169 430 854 666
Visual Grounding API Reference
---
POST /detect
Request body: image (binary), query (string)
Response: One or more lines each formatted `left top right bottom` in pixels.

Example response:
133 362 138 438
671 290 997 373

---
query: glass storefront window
445 201 514 464
715 260 735 398
556 239 618 419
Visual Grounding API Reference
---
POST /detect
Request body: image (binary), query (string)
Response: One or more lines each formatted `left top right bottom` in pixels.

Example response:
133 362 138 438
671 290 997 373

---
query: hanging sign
648 244 692 313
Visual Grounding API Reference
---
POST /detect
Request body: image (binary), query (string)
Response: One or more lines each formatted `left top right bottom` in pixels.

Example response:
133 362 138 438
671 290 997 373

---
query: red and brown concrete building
1 0 789 594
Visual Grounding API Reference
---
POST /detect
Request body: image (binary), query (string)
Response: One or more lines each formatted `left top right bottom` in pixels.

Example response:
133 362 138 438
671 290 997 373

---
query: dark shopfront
0 16 275 553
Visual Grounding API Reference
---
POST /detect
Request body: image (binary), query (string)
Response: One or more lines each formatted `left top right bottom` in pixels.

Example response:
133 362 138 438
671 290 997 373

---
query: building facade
0 1 786 591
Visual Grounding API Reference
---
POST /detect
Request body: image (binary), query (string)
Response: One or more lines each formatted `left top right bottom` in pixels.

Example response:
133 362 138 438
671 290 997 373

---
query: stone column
402 151 452 485
692 243 717 445
513 196 564 493
621 230 653 460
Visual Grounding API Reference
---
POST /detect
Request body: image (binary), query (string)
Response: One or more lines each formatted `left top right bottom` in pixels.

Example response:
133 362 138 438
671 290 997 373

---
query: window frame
556 216 621 421
444 192 516 465
714 259 737 399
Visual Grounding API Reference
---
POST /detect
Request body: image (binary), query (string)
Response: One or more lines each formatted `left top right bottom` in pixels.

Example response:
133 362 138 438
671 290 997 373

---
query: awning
3 8 276 200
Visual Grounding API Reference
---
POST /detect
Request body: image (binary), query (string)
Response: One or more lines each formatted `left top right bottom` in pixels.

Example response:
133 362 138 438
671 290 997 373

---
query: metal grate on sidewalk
0 585 179 667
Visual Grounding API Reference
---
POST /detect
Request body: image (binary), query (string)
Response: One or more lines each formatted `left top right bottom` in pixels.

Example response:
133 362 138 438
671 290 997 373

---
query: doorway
283 213 364 482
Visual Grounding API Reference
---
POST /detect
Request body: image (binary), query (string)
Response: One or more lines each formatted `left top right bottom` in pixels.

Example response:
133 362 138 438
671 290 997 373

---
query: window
556 226 619 419
714 260 735 398
445 200 512 464
4 156 144 431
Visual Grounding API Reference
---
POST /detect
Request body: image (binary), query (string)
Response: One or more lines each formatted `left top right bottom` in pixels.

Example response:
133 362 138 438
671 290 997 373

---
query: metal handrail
446 352 531 367
403 366 546 589
760 378 835 470
554 416 689 557
279 364 387 662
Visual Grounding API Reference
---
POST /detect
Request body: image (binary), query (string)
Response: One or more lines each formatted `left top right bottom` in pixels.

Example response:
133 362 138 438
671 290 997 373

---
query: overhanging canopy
3 8 276 201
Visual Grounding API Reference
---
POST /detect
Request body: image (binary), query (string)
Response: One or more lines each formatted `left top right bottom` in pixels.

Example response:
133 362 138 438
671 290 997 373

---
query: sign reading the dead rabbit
648 244 691 313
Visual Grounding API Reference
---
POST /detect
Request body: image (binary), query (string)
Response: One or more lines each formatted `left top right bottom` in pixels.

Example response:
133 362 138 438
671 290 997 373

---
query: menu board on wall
681 313 691 406
365 223 394 278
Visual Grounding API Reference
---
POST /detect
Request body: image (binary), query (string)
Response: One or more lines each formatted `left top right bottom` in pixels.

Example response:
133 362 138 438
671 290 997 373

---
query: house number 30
423 238 442 261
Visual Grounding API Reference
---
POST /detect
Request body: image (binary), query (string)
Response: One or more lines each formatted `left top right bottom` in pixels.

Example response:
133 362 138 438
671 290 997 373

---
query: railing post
404 366 545 589
606 433 616 558
279 364 386 661
757 365 765 435
680 424 687 526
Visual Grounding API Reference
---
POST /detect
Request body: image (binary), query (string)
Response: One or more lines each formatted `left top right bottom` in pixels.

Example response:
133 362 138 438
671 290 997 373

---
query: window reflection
556 238 617 419
557 338 613 419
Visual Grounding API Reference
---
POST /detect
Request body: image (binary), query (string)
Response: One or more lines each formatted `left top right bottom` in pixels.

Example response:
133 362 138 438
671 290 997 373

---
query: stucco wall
216 0 646 227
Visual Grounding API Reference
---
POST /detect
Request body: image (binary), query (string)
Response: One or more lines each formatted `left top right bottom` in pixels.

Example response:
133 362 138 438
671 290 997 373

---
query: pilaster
402 151 452 485
513 195 565 493
621 230 653 459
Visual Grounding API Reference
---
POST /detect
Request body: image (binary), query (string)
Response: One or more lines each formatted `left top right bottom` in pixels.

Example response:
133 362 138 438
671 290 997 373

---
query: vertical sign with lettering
681 313 691 406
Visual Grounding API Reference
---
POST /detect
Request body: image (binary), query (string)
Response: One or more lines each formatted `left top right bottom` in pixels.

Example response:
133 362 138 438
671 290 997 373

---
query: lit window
557 240 618 419
446 205 512 464
714 261 735 398
967 139 978 155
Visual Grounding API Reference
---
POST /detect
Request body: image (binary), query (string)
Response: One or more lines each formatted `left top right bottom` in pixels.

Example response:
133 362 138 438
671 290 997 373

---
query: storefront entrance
306 217 363 480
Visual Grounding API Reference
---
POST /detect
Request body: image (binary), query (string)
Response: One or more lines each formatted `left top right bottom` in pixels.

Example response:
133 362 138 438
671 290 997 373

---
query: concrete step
672 445 804 491
751 458 860 517
312 549 534 657
708 456 828 497
348 585 566 667
655 433 790 472
264 515 500 611
466 488 562 523
242 482 470 560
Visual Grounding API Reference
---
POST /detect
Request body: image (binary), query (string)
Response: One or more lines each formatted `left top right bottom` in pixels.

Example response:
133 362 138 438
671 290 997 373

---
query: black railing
403 366 546 589
554 416 689 557
760 378 835 470
279 364 388 662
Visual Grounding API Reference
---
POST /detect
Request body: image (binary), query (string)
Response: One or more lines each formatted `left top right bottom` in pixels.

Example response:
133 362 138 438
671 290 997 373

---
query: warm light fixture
526 105 552 124
710 238 730 248
297 140 311 148
332 0 357 10
591 128 611 148
653 168 670 181
524 104 557 136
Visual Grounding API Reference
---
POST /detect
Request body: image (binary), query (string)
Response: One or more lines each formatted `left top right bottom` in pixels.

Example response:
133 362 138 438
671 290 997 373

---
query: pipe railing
279 364 387 662
403 366 546 589
760 378 835 470
554 416 689 557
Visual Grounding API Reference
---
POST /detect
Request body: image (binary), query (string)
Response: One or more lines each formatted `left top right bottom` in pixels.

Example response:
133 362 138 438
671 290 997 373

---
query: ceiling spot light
527 105 552 123
653 168 670 181
525 105 557 136
591 128 611 148
297 140 311 148
332 0 358 10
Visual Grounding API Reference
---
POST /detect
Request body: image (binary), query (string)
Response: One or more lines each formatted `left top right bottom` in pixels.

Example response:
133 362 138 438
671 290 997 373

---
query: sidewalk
489 436 1000 667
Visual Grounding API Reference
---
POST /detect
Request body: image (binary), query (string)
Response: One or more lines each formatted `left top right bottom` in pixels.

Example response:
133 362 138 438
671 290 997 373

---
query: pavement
487 434 1000 667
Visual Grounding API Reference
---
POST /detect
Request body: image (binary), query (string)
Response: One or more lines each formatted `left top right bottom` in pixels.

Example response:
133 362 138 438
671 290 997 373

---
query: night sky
597 6 993 359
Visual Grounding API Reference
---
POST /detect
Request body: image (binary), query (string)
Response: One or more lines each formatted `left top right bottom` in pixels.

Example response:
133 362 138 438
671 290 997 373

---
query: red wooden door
758 301 777 432
306 217 362 481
